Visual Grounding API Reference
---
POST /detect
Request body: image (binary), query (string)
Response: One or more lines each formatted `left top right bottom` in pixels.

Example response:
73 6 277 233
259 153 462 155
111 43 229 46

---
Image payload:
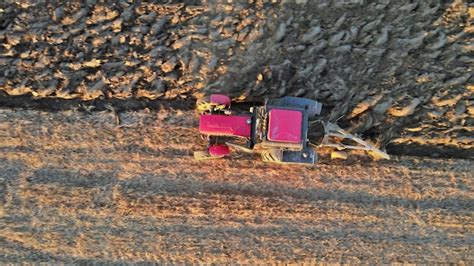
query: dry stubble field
0 108 473 263
0 0 473 263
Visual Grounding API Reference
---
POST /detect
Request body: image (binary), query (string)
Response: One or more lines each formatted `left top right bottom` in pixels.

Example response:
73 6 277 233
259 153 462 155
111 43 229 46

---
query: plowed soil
1 0 473 154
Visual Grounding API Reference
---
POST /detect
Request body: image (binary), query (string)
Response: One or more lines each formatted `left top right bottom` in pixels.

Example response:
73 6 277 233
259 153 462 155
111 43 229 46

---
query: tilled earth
0 0 473 154
0 108 473 263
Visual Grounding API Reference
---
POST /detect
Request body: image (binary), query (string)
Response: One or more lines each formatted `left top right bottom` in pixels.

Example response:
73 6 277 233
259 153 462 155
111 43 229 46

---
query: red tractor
194 94 389 165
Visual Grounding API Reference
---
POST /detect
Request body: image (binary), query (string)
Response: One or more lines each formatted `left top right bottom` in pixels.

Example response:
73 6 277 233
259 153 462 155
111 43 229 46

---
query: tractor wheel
196 94 231 113
194 145 230 160
194 151 213 160
208 144 230 157
260 149 282 163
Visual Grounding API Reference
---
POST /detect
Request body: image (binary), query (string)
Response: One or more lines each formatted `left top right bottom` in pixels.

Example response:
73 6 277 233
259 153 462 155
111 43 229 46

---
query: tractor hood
199 114 252 138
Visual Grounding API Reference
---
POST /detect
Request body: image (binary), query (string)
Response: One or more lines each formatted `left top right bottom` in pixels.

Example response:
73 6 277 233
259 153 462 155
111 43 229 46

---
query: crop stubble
0 108 472 263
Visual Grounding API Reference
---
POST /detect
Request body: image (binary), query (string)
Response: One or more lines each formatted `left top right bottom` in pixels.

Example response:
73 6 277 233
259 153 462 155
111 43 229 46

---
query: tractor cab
267 108 303 143
253 97 322 164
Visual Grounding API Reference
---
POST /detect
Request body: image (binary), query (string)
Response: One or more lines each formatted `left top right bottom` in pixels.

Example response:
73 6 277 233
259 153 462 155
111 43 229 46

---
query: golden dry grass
0 108 472 263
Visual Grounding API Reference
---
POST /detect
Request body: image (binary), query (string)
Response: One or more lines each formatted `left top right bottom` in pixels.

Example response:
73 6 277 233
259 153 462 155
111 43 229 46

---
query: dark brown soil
0 0 472 154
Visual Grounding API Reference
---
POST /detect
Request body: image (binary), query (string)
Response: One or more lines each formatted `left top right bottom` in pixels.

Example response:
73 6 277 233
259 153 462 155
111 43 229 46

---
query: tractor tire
260 149 282 163
196 94 230 113
194 151 213 160
194 148 229 161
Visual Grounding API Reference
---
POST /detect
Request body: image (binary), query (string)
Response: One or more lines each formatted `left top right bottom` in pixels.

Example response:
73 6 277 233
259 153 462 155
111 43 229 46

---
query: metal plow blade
319 122 390 160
